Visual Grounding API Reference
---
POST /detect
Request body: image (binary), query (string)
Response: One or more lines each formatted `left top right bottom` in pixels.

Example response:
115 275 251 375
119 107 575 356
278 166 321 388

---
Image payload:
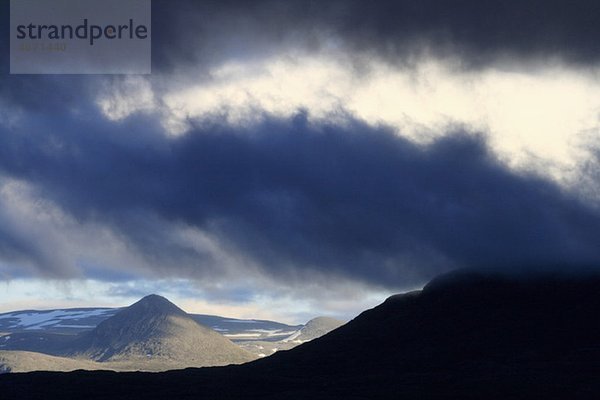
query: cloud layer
1 105 600 289
2 1 600 317
150 0 600 71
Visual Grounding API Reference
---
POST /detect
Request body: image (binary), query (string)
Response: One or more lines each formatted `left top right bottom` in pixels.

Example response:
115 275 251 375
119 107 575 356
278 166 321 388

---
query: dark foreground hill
3 270 600 399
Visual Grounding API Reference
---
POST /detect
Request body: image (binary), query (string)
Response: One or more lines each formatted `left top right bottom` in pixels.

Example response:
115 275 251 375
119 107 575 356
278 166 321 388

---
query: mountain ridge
0 294 257 371
3 270 597 398
0 297 342 360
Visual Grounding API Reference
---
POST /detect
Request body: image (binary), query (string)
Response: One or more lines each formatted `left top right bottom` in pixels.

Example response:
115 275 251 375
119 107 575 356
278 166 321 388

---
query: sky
2 0 600 324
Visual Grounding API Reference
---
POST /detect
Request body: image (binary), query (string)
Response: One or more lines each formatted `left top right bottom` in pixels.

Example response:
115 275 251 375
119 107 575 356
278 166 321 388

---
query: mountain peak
125 294 187 318
141 294 168 302
71 294 256 365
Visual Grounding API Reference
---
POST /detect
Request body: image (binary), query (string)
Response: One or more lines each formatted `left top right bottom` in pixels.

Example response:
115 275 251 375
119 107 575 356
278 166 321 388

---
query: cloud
146 55 600 176
3 0 600 320
1 103 600 289
4 1 600 78
149 0 600 72
322 0 600 67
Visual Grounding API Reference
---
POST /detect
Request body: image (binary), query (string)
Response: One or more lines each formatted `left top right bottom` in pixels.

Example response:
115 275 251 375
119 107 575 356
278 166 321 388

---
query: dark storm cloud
0 0 95 114
328 0 600 66
2 0 600 289
150 0 600 71
0 225 30 264
0 0 8 74
1 105 600 287
3 1 600 76
0 218 66 279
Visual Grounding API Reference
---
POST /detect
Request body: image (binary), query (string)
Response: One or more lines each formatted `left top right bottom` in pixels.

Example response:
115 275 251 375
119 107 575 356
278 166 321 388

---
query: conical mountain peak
70 294 256 365
128 294 186 317
140 294 169 302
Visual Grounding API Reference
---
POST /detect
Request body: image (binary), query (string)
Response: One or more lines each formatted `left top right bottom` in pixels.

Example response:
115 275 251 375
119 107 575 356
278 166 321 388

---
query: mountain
0 294 257 372
68 294 257 367
0 308 118 334
3 270 600 399
0 302 325 359
283 317 344 343
0 306 303 349
0 351 102 374
0 307 301 338
237 316 345 357
191 315 302 342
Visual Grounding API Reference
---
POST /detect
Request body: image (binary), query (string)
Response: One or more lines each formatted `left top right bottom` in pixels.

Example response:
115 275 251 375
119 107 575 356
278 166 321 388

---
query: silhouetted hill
3 270 600 399
257 270 600 380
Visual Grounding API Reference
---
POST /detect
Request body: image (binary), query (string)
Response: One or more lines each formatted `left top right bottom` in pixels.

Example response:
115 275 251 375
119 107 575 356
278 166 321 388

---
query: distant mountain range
236 316 345 356
0 303 304 340
2 270 600 399
0 295 344 372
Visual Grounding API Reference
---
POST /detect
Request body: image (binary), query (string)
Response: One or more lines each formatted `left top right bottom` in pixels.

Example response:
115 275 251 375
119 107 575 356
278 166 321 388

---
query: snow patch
223 333 262 338
0 309 115 330
246 329 297 337
54 324 96 329
282 330 302 342
222 319 260 324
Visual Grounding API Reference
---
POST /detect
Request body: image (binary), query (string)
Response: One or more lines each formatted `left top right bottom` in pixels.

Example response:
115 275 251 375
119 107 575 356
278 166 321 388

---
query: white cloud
96 76 156 121
96 53 600 181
